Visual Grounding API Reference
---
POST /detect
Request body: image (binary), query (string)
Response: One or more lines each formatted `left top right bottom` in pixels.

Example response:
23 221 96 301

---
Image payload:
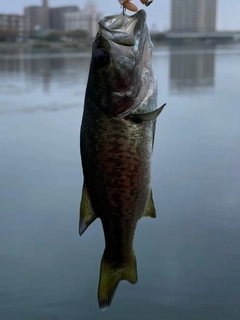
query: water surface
1 44 240 320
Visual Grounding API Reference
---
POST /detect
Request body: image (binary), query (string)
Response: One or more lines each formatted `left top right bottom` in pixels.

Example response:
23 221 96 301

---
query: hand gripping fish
80 9 166 310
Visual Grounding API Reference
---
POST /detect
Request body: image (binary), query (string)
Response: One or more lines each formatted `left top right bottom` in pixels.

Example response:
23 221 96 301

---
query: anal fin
79 182 97 236
142 189 156 218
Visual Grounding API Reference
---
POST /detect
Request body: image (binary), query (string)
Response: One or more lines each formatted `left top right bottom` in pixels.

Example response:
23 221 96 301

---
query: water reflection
1 45 240 319
0 54 91 114
169 46 216 94
0 55 90 91
0 49 218 114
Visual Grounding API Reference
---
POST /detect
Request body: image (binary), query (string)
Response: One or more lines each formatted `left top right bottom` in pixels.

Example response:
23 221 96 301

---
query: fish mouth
98 10 147 46
93 10 153 118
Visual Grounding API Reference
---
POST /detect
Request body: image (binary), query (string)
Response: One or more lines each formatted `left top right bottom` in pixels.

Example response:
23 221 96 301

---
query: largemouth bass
80 9 165 310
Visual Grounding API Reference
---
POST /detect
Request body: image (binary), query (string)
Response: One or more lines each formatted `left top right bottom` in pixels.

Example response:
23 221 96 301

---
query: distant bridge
165 31 240 42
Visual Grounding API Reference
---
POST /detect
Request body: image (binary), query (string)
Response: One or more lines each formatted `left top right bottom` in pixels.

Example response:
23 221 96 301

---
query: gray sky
1 0 240 31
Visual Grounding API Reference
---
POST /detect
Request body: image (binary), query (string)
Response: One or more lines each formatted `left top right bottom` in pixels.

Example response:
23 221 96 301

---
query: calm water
1 44 240 320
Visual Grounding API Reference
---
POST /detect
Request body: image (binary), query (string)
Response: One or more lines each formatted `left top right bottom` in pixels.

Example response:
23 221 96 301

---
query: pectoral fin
130 103 166 123
79 182 97 236
142 189 156 218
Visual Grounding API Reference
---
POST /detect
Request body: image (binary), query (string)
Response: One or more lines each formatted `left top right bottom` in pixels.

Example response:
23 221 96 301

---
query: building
23 0 100 39
41 0 49 30
64 2 99 37
50 6 79 31
0 14 24 39
24 0 49 37
169 48 215 94
24 1 78 35
24 6 43 36
171 0 217 33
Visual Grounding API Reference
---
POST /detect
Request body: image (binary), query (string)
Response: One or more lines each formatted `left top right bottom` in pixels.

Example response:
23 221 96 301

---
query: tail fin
98 251 138 311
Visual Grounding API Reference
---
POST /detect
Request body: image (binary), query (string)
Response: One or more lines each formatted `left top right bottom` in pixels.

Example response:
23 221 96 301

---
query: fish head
87 10 154 118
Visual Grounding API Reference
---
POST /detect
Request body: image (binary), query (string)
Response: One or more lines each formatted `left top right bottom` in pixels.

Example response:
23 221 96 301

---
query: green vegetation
64 29 89 41
29 29 90 42
32 42 51 48
62 42 79 48
0 28 19 42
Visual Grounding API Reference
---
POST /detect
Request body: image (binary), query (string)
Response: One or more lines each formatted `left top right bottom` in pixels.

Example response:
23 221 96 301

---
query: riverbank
0 41 92 54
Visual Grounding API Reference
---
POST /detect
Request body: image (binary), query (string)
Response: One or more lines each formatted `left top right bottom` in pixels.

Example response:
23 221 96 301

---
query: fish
79 9 166 310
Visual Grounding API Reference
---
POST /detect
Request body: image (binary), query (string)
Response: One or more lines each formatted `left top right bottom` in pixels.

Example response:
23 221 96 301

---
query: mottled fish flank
79 10 165 310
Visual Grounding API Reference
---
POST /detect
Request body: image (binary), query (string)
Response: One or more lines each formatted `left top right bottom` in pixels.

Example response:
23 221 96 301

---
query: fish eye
93 48 109 66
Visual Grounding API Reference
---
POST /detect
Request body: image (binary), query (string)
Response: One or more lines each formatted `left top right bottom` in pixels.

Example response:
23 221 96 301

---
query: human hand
118 0 153 12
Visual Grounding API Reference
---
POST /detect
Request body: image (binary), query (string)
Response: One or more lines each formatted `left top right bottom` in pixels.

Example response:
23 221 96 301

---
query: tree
45 31 62 42
65 29 89 41
0 28 19 42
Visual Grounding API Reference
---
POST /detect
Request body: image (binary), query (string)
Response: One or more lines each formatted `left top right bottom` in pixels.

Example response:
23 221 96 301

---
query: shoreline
0 41 93 53
0 40 239 55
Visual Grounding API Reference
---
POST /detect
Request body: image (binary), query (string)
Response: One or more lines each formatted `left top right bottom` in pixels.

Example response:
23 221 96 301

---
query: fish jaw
86 9 155 118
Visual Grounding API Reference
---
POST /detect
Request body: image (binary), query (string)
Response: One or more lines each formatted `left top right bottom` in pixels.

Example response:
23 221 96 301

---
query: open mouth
98 10 146 46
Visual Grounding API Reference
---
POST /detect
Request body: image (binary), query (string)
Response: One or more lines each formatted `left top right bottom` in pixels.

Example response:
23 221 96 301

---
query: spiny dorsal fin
98 250 137 311
142 189 156 218
79 182 97 236
130 103 166 123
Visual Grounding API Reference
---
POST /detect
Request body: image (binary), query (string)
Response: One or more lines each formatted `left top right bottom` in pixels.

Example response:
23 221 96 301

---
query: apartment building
171 0 217 33
0 14 24 38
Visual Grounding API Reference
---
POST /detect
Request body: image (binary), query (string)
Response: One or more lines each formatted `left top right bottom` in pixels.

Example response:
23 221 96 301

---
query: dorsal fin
79 182 97 236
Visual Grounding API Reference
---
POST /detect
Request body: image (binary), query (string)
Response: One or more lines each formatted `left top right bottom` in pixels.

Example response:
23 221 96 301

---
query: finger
141 0 153 6
122 1 138 12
